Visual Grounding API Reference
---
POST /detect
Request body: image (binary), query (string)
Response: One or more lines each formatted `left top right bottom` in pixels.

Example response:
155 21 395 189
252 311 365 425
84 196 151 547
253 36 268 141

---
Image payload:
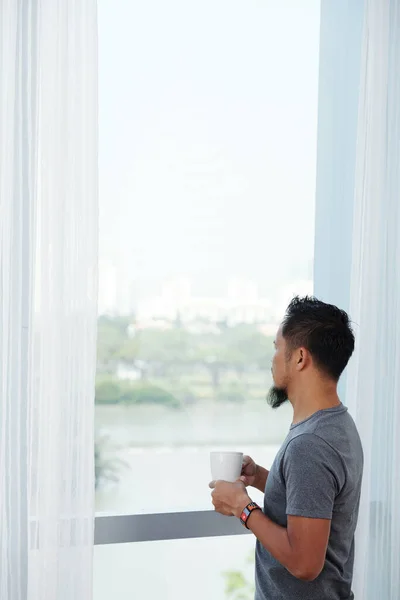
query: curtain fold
0 1 98 599
315 1 400 598
346 1 400 598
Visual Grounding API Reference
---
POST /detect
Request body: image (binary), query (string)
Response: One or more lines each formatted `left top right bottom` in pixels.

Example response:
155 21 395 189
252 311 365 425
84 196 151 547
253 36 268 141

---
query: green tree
221 325 274 373
118 328 194 378
223 571 254 600
223 551 255 600
95 377 122 404
121 381 181 409
97 315 133 371
96 316 274 402
192 325 274 391
95 435 126 489
95 375 181 408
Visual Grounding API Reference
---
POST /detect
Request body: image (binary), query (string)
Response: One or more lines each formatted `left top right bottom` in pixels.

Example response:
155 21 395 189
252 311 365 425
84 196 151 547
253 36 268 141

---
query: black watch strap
240 501 262 529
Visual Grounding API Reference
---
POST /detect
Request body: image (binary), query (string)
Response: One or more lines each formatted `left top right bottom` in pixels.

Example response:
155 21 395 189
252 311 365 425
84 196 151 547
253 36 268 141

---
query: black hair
281 295 355 381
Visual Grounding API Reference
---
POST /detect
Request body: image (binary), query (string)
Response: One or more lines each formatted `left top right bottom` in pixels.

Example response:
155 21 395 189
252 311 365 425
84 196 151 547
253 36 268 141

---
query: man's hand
239 455 269 493
209 480 250 518
239 455 258 487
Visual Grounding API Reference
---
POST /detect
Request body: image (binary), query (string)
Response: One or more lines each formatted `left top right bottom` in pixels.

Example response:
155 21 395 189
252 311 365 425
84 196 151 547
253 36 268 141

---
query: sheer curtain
315 1 400 598
0 2 98 599
346 0 400 597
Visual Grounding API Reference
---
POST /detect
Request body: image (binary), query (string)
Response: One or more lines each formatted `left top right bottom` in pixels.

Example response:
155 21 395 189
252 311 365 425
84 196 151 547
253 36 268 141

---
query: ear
295 347 310 372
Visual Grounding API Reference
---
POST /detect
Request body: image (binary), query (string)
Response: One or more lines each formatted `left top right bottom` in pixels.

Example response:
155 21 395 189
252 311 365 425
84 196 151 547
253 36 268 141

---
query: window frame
94 0 363 551
94 511 249 545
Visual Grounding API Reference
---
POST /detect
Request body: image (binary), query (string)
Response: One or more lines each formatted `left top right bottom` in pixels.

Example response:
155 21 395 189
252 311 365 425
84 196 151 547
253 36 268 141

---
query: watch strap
240 501 261 529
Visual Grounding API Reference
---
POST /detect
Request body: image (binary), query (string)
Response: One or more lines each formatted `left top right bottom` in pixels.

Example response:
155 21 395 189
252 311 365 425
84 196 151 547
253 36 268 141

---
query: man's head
267 296 355 409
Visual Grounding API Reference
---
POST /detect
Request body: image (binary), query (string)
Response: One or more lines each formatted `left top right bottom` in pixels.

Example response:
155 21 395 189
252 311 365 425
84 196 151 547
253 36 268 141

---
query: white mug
210 451 243 483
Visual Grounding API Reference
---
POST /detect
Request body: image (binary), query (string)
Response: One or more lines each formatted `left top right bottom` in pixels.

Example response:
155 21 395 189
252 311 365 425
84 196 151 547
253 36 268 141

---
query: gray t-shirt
255 403 363 600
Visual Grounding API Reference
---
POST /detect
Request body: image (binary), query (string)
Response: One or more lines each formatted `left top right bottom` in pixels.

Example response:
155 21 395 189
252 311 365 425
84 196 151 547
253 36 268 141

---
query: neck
288 378 341 425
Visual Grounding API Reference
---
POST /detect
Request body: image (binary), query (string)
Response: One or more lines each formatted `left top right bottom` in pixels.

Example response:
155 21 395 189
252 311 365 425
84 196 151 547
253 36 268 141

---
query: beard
267 386 289 409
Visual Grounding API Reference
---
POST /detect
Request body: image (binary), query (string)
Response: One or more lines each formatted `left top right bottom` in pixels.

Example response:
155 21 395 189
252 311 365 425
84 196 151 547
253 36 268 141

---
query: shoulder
284 432 343 462
283 433 346 489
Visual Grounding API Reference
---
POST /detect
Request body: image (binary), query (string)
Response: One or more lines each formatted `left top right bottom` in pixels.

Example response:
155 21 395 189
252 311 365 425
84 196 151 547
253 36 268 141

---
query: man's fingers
212 501 232 516
209 480 216 489
234 479 247 491
241 456 253 475
215 507 233 517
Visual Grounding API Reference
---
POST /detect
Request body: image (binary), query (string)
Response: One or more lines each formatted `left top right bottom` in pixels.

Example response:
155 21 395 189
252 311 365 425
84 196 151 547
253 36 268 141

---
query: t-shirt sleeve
283 433 346 520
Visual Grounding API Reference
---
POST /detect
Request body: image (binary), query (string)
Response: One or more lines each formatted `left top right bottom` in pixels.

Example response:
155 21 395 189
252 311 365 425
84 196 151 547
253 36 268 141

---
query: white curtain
345 1 400 598
0 2 98 599
316 0 400 598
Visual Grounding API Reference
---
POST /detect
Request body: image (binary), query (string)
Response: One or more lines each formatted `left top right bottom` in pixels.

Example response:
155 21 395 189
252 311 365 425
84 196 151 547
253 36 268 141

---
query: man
210 296 363 600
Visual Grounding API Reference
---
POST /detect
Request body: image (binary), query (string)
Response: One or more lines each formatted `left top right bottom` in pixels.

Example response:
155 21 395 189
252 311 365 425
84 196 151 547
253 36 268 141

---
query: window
95 0 320 595
94 536 256 600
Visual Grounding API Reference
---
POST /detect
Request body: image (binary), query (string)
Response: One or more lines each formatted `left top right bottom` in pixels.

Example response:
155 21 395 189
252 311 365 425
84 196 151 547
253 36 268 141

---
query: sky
98 0 320 298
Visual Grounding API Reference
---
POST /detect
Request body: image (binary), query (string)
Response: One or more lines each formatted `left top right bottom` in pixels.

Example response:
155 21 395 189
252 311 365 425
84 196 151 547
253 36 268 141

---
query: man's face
267 325 290 409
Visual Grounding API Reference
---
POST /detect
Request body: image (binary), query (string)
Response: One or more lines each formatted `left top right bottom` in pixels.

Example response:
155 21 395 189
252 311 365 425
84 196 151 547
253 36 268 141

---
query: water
95 401 292 448
94 403 291 599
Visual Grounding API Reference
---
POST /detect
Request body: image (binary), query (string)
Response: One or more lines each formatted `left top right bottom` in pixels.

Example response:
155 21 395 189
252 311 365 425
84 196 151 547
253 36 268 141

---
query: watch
240 501 262 529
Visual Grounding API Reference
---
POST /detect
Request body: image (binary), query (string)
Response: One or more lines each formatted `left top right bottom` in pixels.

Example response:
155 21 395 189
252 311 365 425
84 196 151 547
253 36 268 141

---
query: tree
118 328 194 378
223 571 254 600
95 375 181 408
95 377 122 404
95 435 126 489
192 325 274 392
223 551 255 600
97 315 133 371
96 315 274 402
221 325 274 373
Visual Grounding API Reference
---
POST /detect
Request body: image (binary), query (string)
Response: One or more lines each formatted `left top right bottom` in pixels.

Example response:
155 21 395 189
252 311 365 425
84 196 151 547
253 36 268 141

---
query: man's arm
224 434 343 580
211 479 331 581
245 510 331 581
253 464 269 493
246 433 344 581
212 434 344 581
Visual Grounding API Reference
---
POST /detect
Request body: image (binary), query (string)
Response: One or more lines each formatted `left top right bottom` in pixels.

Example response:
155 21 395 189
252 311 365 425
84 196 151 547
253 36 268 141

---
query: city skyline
98 263 313 322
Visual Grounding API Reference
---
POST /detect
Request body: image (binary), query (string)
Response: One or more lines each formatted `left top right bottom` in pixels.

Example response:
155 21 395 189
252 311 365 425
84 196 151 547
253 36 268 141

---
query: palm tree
94 435 125 489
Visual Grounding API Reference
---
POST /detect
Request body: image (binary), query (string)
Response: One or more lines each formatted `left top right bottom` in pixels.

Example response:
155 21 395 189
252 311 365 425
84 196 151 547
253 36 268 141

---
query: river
93 402 292 599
